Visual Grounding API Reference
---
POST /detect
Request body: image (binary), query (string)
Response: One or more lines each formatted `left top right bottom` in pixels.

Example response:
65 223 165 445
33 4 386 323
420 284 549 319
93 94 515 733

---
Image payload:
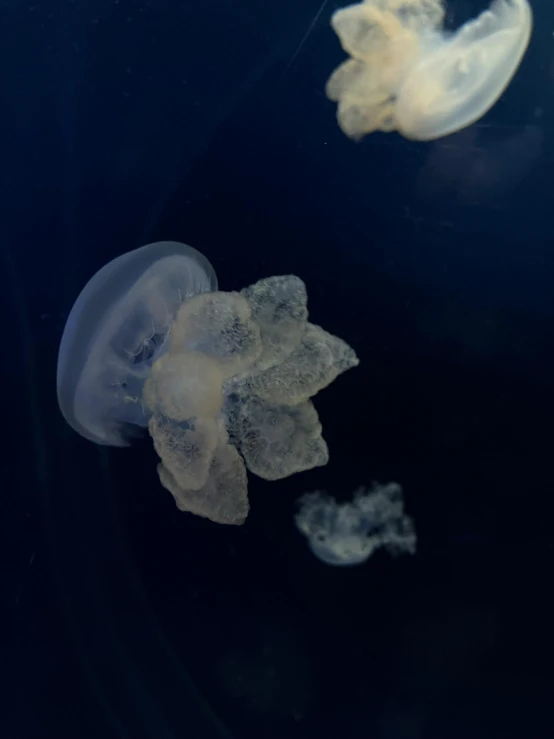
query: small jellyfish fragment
326 0 532 141
295 482 416 566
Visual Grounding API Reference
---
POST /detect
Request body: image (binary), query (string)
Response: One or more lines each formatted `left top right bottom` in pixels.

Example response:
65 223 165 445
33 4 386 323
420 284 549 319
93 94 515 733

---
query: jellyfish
295 482 416 565
326 0 532 141
57 241 359 525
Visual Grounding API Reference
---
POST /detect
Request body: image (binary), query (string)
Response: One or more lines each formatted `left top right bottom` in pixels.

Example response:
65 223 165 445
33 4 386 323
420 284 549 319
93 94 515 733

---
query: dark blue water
2 1 553 737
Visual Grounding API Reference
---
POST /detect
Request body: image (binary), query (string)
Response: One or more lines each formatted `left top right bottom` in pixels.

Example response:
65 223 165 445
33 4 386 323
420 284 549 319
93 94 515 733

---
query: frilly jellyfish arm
146 274 358 524
326 0 532 141
235 397 330 481
156 422 249 526
295 483 416 566
56 241 217 446
170 291 263 377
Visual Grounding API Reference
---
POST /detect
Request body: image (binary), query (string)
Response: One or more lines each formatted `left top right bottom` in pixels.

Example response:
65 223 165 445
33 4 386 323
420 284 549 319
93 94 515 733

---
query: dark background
1 0 553 737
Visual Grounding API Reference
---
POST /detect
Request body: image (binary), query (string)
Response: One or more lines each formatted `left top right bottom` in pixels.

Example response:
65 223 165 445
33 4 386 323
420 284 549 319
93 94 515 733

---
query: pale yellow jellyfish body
326 0 532 141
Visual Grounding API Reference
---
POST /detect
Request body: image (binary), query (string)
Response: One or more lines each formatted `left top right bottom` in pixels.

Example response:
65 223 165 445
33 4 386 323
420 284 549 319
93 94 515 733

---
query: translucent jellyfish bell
57 241 217 446
326 0 532 141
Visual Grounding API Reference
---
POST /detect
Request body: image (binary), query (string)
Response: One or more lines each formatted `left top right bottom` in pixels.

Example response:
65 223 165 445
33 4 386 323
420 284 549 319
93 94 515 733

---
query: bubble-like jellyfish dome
57 241 360 525
57 241 217 447
295 483 416 566
326 0 532 141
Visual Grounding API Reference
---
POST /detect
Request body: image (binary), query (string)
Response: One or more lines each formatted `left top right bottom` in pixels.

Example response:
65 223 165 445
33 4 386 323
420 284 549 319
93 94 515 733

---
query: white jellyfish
326 0 532 141
295 482 416 566
57 241 360 525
